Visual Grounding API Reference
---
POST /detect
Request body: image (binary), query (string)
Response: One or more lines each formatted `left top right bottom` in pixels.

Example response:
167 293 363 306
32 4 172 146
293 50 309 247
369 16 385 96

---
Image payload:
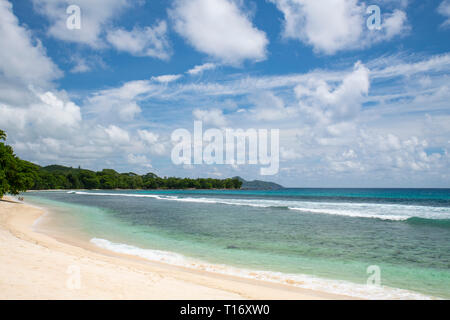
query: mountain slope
233 177 284 190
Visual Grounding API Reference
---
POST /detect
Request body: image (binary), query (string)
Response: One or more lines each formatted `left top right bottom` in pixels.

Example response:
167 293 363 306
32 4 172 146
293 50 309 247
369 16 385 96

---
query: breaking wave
90 237 435 300
71 191 450 223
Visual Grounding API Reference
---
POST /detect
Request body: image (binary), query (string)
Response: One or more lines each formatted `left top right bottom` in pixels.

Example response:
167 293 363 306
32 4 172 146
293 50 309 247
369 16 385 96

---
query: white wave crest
90 237 435 300
70 191 450 221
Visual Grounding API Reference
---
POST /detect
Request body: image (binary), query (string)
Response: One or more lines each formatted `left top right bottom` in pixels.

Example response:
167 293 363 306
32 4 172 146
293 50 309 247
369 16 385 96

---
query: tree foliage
27 166 242 191
0 131 36 197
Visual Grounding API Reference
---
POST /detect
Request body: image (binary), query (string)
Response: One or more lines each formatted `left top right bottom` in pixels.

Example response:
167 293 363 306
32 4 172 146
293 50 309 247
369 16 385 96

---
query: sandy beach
0 196 348 300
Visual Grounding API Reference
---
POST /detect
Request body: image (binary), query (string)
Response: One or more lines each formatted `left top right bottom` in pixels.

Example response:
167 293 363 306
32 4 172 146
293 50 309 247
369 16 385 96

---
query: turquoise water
25 189 450 299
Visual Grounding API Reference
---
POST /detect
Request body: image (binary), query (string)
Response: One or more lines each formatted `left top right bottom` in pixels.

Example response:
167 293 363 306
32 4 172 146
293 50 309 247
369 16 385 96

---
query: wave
288 207 409 221
70 191 450 222
406 217 450 228
72 191 163 199
90 237 435 300
91 238 187 265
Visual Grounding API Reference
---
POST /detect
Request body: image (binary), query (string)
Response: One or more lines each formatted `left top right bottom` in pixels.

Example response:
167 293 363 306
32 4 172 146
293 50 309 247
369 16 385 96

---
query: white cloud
271 0 364 54
381 10 408 39
70 58 91 73
32 0 131 48
270 0 408 54
69 55 106 74
34 91 82 129
127 154 152 168
138 130 159 145
0 2 164 170
0 0 61 86
187 63 217 75
280 147 302 161
86 80 156 122
152 74 182 83
0 91 81 139
147 54 449 101
249 92 297 121
138 130 166 155
295 62 370 123
34 0 171 59
438 0 450 28
170 0 268 65
353 133 441 173
104 125 130 145
107 21 172 60
369 53 450 79
0 89 163 169
193 108 228 127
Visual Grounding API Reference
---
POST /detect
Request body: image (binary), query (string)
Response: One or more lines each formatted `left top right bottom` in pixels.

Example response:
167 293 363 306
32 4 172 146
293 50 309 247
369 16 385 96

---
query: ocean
25 188 450 299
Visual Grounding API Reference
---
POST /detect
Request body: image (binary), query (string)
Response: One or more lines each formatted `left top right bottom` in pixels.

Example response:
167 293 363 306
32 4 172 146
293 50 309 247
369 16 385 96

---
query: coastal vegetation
0 130 36 197
235 176 284 190
32 165 242 190
0 129 241 197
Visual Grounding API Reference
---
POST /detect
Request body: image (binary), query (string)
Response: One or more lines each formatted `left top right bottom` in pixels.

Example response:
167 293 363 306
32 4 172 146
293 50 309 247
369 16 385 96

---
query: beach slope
0 197 347 300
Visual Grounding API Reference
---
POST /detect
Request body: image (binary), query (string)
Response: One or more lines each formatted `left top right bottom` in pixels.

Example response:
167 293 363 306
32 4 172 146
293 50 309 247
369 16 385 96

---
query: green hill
234 176 284 190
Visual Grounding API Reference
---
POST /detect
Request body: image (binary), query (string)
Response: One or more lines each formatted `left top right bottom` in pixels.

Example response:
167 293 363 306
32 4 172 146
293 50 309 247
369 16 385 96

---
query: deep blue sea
25 188 450 299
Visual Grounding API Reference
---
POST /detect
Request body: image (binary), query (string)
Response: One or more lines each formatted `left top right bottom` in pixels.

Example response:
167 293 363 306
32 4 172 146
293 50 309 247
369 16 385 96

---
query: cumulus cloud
187 63 217 75
354 133 442 173
278 122 448 186
1 90 161 169
107 21 172 60
249 92 297 121
86 80 156 122
138 130 166 155
0 91 82 139
0 0 61 86
104 125 130 145
438 0 450 28
138 130 159 145
34 0 171 60
127 154 152 168
32 0 131 48
69 55 106 74
280 147 302 161
152 74 182 83
270 0 408 54
169 0 268 65
193 108 228 127
295 62 370 124
0 0 81 145
70 58 91 73
382 10 408 38
0 1 166 170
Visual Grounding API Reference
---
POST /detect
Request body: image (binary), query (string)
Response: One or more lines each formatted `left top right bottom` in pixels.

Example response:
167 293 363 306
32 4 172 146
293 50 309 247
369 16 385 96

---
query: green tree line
0 129 242 198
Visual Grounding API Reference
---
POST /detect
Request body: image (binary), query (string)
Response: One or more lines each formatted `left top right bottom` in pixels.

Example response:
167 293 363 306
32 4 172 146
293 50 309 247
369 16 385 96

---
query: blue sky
0 0 449 187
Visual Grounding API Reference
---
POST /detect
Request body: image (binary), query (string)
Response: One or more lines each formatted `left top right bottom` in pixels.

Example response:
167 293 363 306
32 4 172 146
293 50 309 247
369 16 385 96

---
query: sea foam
71 191 450 222
90 237 436 300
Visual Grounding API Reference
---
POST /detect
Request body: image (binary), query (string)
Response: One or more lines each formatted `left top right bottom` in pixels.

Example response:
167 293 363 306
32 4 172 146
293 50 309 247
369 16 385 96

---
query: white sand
0 197 349 300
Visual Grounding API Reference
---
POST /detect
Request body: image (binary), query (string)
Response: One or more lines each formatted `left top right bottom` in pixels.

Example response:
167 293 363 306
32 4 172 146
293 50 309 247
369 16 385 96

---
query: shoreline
0 196 350 300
